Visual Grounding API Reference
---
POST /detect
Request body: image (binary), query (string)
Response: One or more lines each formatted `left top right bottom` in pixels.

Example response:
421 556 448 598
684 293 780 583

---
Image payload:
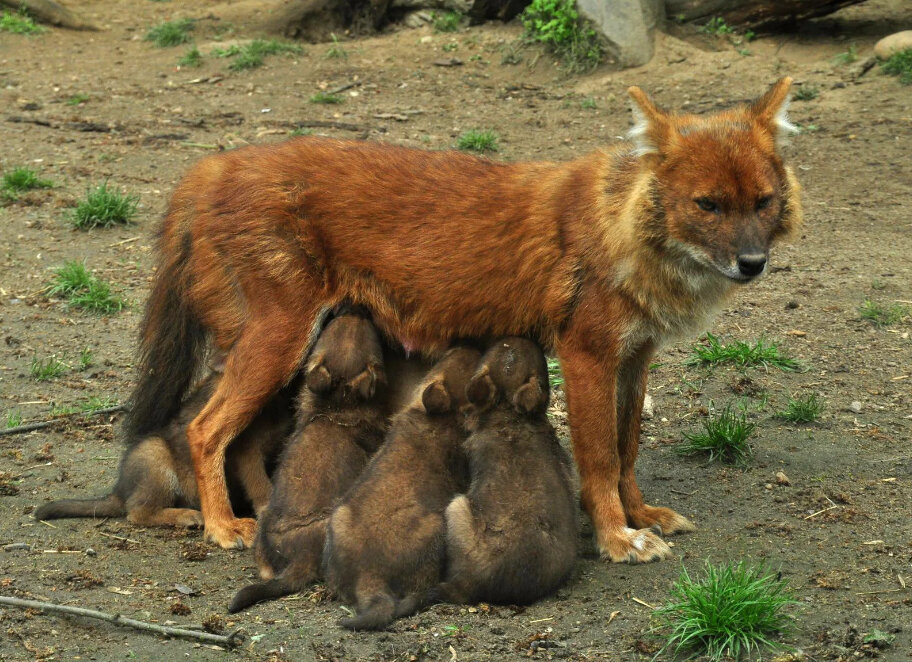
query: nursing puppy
229 312 388 613
323 346 480 631
437 338 578 605
34 362 292 528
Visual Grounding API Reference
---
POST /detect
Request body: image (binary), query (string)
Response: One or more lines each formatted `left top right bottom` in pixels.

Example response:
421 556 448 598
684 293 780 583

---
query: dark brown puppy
33 363 293 528
229 312 388 613
323 346 480 631
437 338 578 605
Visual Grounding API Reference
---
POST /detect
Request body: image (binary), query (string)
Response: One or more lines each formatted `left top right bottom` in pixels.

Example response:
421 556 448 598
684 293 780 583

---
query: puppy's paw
628 505 696 536
204 517 257 549
599 526 673 564
173 508 205 528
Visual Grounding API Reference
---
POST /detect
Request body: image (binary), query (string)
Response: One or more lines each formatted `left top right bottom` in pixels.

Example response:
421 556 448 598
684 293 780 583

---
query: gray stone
576 0 663 67
642 394 655 419
874 31 912 60
849 400 863 414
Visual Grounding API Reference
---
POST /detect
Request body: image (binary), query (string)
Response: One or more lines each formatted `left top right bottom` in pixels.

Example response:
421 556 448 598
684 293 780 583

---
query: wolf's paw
173 508 205 528
599 526 673 564
204 517 256 549
628 505 696 536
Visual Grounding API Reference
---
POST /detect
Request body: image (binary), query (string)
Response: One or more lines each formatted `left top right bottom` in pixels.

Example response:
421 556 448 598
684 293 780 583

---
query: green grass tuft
881 48 912 85
31 355 67 382
699 16 733 35
325 33 348 59
309 92 344 104
66 93 90 106
0 8 44 34
47 261 127 314
689 333 800 371
777 393 823 423
832 44 858 66
70 182 139 229
521 0 602 73
654 561 797 661
177 46 202 67
432 10 462 33
79 396 119 413
546 357 564 389
793 85 819 101
678 403 755 465
5 411 23 428
145 19 194 48
859 299 910 327
78 347 93 370
456 129 499 152
214 39 302 71
2 167 53 199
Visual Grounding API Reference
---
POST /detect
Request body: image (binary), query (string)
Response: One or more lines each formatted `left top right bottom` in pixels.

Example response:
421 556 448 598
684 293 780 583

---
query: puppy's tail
339 593 397 631
228 577 296 613
33 494 125 521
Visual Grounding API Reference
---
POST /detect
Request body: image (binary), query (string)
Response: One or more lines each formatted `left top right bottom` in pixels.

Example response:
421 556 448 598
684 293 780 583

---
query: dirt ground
1 0 910 659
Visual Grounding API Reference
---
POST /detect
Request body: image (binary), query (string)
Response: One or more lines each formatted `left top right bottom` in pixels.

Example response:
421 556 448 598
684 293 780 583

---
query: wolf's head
628 78 803 283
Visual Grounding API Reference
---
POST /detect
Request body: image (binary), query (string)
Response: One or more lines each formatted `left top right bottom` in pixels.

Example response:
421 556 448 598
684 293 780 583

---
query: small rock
85 547 97 557
785 301 799 310
849 401 863 414
775 471 791 486
642 394 655 420
765 483 774 490
433 58 462 67
874 31 912 59
786 329 806 337
3 542 31 552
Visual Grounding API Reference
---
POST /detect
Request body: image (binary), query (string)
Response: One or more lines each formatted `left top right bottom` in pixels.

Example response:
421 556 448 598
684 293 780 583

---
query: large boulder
874 31 912 60
576 0 663 67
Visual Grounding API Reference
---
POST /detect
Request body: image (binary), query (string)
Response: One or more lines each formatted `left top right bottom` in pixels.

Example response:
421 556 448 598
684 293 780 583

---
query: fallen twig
804 504 838 520
0 596 245 648
294 120 370 132
0 405 126 437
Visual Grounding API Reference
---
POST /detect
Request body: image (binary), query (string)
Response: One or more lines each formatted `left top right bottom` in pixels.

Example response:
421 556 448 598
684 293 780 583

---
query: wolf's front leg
558 332 672 564
616 344 695 537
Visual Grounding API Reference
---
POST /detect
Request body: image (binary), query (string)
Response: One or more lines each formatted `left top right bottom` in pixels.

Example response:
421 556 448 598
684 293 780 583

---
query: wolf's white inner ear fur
772 97 798 146
751 77 798 147
627 102 656 156
627 86 670 156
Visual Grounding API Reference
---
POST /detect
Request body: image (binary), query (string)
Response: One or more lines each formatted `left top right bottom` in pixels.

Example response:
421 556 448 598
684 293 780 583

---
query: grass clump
2 167 53 199
145 19 194 48
0 8 44 34
859 299 909 327
309 92 344 104
546 357 563 389
177 46 202 67
6 411 23 428
793 85 819 101
70 182 139 229
325 33 348 59
47 261 127 314
80 396 119 413
456 129 499 153
777 393 824 423
432 10 462 33
678 403 755 465
521 0 602 73
214 39 302 71
689 333 800 372
31 355 67 382
699 16 733 36
881 48 912 85
654 561 796 661
832 43 858 66
66 93 90 106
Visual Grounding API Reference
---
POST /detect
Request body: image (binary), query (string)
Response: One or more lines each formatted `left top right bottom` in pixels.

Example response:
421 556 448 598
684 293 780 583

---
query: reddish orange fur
136 79 802 555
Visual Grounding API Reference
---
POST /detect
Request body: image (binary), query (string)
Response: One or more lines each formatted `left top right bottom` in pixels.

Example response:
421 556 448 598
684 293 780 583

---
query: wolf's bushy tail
125 230 206 441
228 577 297 613
33 494 125 521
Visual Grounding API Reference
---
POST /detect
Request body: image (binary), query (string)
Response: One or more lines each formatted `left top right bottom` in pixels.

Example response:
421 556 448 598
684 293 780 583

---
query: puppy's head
305 313 385 402
419 346 482 415
466 337 548 416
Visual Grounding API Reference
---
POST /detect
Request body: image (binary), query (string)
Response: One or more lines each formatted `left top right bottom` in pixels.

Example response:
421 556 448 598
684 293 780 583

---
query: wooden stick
0 596 244 648
0 405 126 437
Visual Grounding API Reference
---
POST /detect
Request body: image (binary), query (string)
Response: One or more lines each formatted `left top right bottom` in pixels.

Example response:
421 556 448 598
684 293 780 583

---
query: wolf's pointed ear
422 379 451 414
305 354 333 394
749 77 797 146
512 376 547 415
466 367 496 412
627 86 673 156
347 363 385 400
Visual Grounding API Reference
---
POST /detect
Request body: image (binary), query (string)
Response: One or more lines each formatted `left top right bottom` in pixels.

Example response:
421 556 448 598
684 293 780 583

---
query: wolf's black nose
737 254 767 278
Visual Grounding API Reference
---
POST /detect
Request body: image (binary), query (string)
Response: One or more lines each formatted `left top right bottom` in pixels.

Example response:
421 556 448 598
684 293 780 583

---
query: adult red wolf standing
127 78 802 561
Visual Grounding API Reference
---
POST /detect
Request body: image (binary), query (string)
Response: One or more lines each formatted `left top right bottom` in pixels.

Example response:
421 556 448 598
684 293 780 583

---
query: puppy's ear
466 367 496 411
305 354 333 394
347 363 385 400
512 376 546 415
627 86 675 156
748 77 797 146
422 379 451 415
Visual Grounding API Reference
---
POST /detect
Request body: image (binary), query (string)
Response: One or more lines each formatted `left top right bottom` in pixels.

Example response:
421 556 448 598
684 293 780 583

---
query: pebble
874 31 912 59
642 394 655 419
849 401 863 414
3 542 31 552
775 471 791 486
85 547 97 557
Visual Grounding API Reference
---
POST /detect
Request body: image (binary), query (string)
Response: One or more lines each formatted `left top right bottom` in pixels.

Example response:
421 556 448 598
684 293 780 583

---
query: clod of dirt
169 601 192 616
202 613 225 634
66 570 103 589
0 472 21 496
34 443 55 462
179 541 209 561
776 471 792 486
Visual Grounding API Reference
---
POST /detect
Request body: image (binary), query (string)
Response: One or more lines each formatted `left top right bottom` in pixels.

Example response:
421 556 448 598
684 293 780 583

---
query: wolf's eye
756 195 773 211
695 198 720 214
